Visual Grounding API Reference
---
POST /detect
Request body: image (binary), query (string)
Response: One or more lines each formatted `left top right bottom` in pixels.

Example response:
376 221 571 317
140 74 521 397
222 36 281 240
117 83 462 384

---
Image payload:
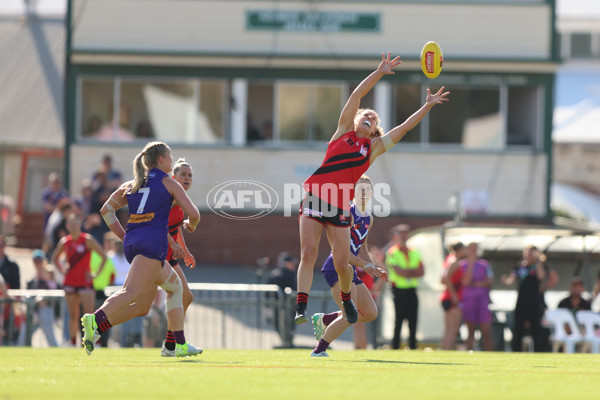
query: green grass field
1 348 598 400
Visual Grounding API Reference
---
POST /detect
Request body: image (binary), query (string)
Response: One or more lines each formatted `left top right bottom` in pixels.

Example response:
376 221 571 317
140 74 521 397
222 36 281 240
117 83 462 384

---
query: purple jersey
321 203 371 273
124 168 172 248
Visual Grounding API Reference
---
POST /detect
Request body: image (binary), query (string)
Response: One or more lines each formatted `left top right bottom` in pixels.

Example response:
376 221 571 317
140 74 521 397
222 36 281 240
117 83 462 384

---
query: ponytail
123 141 170 194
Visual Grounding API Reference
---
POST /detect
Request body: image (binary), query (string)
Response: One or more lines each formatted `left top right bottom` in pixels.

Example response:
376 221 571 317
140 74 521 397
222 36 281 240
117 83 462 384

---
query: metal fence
2 284 348 349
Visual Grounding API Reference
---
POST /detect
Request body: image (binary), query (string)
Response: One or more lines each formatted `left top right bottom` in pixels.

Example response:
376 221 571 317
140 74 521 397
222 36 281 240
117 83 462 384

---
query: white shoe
186 342 203 356
175 342 203 357
161 345 176 357
310 351 329 357
311 313 325 341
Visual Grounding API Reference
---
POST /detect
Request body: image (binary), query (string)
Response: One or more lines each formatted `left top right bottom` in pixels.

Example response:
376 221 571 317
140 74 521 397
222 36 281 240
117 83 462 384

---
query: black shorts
299 192 351 227
168 257 178 267
441 299 461 311
64 285 94 294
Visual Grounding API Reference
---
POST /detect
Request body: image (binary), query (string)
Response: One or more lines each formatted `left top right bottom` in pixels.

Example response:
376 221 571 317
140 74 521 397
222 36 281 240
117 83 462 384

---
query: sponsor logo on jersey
360 145 368 157
128 212 155 224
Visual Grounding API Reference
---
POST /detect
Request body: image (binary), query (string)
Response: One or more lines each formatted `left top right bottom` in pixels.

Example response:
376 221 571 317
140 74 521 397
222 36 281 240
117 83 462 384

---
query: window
507 86 541 147
79 77 228 143
247 82 275 142
429 87 502 149
393 84 422 143
571 33 592 59
80 79 114 139
277 82 343 142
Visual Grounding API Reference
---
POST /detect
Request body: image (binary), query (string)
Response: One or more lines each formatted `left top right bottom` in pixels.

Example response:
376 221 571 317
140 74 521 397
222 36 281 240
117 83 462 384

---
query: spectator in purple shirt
41 172 69 228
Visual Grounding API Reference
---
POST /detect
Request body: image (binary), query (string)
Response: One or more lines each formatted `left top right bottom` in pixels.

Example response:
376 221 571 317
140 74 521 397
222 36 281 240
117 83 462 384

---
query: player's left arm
100 186 128 241
175 226 196 268
370 87 450 162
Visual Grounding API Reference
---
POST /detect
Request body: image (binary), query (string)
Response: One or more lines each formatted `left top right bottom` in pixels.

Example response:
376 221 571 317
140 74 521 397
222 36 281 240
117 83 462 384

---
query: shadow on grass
153 360 245 365
355 359 470 366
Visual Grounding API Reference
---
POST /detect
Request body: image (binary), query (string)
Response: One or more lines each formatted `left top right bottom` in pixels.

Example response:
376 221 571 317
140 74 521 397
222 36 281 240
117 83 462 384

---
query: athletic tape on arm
160 269 183 311
381 134 394 151
102 202 118 226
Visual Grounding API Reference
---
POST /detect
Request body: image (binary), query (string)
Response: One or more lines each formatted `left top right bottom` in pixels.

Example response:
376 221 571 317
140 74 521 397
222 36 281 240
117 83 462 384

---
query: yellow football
420 41 443 79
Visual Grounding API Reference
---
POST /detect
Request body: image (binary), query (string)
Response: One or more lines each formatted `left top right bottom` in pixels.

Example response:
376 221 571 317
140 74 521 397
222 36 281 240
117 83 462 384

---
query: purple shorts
461 289 491 324
321 256 363 288
124 240 168 264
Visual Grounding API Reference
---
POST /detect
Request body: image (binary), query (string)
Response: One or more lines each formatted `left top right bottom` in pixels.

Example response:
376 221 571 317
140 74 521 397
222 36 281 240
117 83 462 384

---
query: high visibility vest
386 245 421 289
89 251 116 291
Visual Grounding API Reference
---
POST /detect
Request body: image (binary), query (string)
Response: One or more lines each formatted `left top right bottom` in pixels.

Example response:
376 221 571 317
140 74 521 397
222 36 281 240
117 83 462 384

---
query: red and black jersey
303 131 371 210
63 233 92 287
166 204 185 262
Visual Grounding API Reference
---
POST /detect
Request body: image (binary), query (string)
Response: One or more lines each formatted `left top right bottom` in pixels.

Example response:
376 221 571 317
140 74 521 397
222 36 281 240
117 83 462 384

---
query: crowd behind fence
1 284 352 349
4 284 600 353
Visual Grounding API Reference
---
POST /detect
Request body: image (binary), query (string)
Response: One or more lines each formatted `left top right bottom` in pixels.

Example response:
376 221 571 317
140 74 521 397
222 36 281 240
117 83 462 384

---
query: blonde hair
356 108 384 138
357 174 373 187
125 141 170 194
173 157 191 175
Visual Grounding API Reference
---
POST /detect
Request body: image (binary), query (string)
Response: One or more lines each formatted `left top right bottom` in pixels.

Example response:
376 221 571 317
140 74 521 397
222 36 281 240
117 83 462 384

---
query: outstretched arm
370 86 450 161
331 52 402 142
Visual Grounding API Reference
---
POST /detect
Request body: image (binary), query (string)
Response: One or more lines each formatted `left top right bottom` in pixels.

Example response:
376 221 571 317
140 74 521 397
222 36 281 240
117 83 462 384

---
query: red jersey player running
296 52 450 324
161 158 198 357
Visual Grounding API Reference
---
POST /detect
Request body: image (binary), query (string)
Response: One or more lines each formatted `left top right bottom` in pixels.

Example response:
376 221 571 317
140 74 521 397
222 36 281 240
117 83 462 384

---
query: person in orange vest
385 224 424 349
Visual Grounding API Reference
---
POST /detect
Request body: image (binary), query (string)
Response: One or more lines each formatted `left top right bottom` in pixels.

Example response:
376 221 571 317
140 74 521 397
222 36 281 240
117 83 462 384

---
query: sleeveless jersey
63 232 92 287
166 204 184 261
125 168 173 248
304 131 371 210
439 254 464 302
321 203 371 273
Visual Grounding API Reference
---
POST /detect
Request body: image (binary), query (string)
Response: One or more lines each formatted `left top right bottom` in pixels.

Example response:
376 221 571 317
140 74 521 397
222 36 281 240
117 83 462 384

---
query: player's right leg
162 262 198 357
82 255 162 355
296 216 324 324
325 224 357 324
157 264 201 357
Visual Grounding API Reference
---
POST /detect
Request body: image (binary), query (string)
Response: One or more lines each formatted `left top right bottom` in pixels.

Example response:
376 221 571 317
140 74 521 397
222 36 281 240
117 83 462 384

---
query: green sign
246 10 380 33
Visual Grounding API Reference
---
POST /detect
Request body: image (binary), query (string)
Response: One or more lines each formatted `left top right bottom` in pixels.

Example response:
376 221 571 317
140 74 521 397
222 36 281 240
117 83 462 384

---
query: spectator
502 245 552 352
135 119 154 139
460 242 494 351
246 114 263 142
558 277 591 315
111 239 130 286
92 154 123 193
73 178 93 219
51 213 107 347
0 235 20 290
267 252 298 292
386 224 424 350
267 252 298 347
41 172 69 228
17 250 59 347
43 199 73 259
83 115 102 137
0 234 21 344
439 241 466 350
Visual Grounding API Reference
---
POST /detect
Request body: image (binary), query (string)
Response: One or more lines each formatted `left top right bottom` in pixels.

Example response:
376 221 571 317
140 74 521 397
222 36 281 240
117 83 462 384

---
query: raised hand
377 52 403 75
426 86 451 105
